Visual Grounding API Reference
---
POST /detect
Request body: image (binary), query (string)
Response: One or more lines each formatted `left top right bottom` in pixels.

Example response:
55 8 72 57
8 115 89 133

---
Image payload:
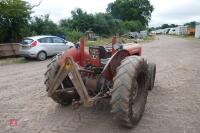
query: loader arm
48 56 93 107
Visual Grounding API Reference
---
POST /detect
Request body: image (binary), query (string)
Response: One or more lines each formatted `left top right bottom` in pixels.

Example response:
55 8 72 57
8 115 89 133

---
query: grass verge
142 35 155 43
0 57 29 65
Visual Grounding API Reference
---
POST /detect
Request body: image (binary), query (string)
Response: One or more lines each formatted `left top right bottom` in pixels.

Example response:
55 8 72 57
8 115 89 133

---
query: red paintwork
123 43 142 55
58 47 91 67
112 37 117 55
90 57 101 67
58 37 142 80
80 38 85 66
59 38 91 67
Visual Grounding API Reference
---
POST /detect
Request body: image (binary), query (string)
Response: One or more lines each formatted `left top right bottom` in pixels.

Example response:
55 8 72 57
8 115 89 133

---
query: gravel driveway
0 35 200 133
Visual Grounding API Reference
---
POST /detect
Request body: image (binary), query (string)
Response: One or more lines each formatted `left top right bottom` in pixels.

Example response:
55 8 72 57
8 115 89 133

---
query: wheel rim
39 52 46 60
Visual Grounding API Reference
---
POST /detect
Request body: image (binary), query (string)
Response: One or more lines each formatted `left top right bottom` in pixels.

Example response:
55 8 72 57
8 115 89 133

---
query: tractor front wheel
111 56 148 128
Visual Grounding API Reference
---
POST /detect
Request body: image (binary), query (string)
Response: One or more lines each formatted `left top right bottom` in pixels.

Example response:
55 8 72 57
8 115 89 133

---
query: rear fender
101 50 130 80
123 43 142 56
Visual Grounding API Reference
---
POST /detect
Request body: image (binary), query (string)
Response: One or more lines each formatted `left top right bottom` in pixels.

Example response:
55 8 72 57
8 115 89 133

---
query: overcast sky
25 0 200 27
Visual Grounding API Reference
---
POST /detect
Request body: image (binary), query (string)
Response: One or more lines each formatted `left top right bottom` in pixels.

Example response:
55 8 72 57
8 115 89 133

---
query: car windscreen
21 38 33 45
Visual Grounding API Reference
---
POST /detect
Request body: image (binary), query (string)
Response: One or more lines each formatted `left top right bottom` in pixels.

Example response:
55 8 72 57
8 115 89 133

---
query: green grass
142 35 155 43
0 57 29 65
86 38 113 47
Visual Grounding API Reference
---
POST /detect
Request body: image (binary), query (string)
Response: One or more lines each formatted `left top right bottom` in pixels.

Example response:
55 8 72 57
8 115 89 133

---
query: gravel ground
0 35 200 133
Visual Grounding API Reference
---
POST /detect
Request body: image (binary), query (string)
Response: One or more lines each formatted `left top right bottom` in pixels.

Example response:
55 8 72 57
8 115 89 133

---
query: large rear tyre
111 56 148 128
44 54 79 106
147 62 156 90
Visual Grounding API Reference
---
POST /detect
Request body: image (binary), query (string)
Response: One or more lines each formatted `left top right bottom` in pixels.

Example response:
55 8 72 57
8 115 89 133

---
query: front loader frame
48 56 95 107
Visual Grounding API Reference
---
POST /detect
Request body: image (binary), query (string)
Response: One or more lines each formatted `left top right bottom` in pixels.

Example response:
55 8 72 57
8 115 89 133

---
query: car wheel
37 51 47 61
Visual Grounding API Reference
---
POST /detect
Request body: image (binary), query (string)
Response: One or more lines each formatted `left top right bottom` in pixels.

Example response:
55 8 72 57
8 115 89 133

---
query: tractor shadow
55 98 121 130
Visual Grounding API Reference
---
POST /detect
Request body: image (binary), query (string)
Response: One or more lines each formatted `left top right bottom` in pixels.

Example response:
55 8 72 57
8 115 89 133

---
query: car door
38 37 54 56
52 37 68 54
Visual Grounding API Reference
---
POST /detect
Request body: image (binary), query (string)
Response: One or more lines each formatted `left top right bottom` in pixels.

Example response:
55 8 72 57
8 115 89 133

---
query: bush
123 21 145 32
65 30 84 43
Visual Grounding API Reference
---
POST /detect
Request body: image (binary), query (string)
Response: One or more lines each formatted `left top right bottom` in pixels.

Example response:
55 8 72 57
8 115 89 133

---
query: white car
19 35 74 60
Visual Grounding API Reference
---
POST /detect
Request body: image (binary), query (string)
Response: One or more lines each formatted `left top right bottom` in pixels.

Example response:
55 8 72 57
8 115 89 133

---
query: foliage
123 20 145 32
150 24 178 31
0 0 154 43
107 0 153 26
0 0 31 43
184 21 196 28
30 14 60 35
70 8 95 32
64 30 83 43
60 10 125 36
93 13 122 36
161 24 177 29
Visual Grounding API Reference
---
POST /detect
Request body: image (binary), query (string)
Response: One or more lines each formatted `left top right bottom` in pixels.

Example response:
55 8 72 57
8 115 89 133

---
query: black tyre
37 51 47 61
147 62 156 90
44 54 79 106
111 56 148 128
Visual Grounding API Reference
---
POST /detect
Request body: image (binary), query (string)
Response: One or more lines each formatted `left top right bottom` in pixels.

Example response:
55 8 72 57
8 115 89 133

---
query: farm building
168 26 188 35
175 26 188 35
195 23 200 38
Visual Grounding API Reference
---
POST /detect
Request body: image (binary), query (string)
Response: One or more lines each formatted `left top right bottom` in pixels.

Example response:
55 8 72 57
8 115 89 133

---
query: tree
30 14 59 35
161 24 170 29
70 8 95 32
123 20 145 32
161 24 177 29
93 13 121 36
0 0 32 43
107 0 153 26
60 9 125 37
184 21 196 28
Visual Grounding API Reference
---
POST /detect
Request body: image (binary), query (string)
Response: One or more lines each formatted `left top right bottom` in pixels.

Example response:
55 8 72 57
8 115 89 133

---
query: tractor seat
89 46 111 65
99 46 111 59
101 58 110 65
98 46 111 65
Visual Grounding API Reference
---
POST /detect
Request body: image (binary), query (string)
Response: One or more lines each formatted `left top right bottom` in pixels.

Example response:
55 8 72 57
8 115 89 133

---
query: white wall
195 24 200 38
175 26 188 35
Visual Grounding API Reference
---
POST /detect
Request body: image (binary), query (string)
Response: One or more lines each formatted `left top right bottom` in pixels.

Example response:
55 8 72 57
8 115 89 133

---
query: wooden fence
0 43 20 58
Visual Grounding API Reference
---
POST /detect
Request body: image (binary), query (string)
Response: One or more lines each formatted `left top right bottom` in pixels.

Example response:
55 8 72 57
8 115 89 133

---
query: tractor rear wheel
111 56 148 128
147 62 156 90
44 54 79 106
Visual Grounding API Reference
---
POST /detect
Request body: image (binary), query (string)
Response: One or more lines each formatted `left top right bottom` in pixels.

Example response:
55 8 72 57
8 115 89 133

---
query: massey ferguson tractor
44 37 156 128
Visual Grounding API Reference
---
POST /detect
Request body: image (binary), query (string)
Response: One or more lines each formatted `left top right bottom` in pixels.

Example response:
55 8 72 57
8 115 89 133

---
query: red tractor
44 37 156 128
